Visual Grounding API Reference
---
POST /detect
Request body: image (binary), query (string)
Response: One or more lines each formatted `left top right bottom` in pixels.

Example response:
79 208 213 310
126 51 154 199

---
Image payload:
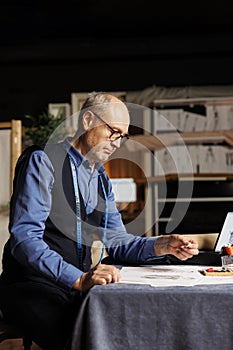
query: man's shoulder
16 143 64 171
20 143 65 161
17 144 45 164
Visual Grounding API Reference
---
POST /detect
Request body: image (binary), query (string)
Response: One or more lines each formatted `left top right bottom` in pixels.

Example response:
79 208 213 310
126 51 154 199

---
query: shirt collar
63 138 105 174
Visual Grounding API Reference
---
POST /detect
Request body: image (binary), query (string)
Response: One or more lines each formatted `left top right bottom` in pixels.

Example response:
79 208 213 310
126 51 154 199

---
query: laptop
165 213 233 266
214 212 233 252
192 212 233 265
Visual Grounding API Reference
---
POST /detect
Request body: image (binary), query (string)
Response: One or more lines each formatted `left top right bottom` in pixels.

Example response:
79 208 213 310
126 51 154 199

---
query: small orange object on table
225 246 233 256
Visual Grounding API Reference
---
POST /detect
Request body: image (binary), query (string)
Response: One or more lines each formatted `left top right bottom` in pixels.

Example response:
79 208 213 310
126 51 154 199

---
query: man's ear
82 111 95 131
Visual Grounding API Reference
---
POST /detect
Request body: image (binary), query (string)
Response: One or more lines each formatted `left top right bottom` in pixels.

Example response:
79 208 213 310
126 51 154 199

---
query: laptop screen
214 212 233 252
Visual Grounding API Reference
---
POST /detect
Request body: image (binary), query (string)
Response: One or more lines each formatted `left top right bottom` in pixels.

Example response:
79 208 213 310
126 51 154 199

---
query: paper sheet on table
119 265 233 287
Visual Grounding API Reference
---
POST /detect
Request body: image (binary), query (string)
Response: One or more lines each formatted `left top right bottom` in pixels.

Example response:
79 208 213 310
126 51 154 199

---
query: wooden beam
10 120 22 193
0 122 11 129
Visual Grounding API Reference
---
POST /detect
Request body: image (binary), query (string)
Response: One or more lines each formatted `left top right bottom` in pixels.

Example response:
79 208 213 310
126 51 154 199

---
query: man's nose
111 138 121 148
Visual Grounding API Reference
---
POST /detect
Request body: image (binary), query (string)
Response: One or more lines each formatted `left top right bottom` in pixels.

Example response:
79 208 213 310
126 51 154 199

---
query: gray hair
76 91 124 134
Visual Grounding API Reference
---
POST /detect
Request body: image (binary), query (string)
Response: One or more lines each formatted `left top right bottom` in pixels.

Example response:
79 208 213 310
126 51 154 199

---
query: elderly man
0 92 198 350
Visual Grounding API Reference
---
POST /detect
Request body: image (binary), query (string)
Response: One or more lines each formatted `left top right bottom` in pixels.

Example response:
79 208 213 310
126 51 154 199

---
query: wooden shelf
130 130 233 151
182 130 233 146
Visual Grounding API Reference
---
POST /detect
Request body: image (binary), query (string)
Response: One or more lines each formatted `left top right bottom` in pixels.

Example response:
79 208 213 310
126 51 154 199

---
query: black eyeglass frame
91 111 129 144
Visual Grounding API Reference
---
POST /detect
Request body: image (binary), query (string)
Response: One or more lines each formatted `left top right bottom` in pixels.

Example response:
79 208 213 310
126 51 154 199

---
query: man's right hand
72 264 121 293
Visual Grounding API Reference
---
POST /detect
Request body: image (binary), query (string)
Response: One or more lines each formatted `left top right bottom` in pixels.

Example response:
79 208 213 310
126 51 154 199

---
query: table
71 275 233 350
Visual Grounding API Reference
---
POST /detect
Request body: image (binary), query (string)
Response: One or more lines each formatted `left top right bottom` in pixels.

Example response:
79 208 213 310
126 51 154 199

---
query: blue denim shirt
9 139 158 290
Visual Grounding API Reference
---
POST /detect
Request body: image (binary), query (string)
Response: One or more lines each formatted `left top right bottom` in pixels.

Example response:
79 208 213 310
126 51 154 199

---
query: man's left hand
154 234 199 260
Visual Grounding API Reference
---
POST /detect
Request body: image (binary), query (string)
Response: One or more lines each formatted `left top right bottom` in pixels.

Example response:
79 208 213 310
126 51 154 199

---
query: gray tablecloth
71 282 233 350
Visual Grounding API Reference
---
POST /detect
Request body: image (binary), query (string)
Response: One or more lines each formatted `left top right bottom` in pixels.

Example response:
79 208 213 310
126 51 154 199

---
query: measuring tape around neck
69 155 108 270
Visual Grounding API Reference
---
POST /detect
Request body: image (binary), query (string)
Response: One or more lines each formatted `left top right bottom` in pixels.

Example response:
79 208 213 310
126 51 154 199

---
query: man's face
84 102 130 163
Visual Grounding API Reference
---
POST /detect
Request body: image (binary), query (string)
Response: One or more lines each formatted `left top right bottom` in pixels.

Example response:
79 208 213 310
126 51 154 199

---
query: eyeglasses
91 111 129 145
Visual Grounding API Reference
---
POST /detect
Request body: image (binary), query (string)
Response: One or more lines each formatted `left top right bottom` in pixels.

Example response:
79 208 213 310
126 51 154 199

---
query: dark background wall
1 0 233 122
